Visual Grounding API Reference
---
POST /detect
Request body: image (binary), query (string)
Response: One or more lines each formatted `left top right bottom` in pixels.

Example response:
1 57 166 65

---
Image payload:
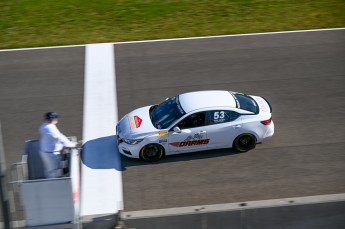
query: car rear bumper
262 121 275 141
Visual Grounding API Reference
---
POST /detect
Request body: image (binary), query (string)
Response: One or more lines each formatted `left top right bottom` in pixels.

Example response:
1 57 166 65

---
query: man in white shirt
39 112 75 178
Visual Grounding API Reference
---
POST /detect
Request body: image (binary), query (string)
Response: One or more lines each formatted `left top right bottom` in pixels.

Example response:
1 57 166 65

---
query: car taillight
261 117 272 125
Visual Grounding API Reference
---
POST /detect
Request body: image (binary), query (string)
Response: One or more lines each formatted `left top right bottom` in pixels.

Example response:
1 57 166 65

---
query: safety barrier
8 138 80 228
122 194 345 229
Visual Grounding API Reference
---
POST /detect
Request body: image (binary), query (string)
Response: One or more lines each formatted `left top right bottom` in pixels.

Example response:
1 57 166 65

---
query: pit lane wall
122 194 345 229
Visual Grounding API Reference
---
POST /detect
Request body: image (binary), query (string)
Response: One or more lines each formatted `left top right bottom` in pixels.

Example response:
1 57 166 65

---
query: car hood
117 105 158 139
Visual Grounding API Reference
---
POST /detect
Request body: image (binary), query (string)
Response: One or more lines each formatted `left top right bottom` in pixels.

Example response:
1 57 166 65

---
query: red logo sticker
133 116 142 128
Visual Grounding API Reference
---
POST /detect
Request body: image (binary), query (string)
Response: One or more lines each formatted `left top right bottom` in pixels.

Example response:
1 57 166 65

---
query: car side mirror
173 126 181 133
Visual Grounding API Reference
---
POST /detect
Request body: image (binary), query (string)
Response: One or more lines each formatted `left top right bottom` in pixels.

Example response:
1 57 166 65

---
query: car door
168 112 209 154
205 110 242 149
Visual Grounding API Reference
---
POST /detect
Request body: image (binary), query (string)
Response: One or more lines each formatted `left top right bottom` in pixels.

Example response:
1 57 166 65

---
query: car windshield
233 93 259 114
150 96 186 129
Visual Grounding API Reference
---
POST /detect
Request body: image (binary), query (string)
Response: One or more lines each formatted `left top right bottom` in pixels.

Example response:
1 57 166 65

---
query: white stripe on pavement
113 27 345 45
1 28 344 52
80 43 123 216
83 43 118 142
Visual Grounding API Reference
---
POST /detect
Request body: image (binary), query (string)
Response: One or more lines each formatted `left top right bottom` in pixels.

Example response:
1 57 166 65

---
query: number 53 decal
214 111 225 120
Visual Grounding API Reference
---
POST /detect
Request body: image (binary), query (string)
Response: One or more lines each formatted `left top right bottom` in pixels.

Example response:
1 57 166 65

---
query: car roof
179 90 237 113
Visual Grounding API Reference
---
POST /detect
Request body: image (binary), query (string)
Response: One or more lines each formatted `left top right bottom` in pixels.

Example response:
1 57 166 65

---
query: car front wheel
140 144 165 162
233 134 256 152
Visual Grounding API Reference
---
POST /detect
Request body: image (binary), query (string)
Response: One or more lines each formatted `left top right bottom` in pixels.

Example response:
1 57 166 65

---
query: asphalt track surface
0 29 345 217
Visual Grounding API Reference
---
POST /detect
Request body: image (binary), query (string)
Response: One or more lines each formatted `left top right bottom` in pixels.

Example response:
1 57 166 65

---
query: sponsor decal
170 133 209 147
185 133 204 141
258 99 267 112
158 131 168 136
159 139 168 143
170 139 209 147
130 115 143 128
260 104 267 112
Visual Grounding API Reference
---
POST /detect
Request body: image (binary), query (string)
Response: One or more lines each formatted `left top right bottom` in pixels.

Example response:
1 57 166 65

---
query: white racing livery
116 90 274 161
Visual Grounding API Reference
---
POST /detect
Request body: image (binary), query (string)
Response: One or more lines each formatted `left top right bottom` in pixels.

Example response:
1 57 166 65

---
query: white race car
116 90 274 161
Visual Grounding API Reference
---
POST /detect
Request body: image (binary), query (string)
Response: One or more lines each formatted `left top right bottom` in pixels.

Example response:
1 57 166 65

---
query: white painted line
0 44 86 52
122 193 345 219
83 43 118 142
80 43 123 217
1 28 344 52
113 27 345 45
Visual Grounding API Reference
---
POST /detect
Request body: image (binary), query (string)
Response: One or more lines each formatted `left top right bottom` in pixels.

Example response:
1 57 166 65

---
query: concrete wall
123 195 345 229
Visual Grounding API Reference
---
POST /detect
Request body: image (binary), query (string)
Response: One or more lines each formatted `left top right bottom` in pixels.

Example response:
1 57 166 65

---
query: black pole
0 121 11 229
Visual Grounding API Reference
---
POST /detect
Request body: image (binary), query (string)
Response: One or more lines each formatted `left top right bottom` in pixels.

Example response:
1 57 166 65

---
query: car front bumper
117 138 142 159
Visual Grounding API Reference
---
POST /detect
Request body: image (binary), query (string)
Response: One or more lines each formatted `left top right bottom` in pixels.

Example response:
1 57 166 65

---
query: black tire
233 134 256 152
140 144 165 162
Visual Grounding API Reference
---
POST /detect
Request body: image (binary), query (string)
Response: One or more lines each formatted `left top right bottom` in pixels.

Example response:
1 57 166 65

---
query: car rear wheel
233 134 256 152
140 144 165 162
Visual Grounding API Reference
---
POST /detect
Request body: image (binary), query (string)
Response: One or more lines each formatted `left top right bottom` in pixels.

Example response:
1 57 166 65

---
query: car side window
177 112 206 129
207 110 240 125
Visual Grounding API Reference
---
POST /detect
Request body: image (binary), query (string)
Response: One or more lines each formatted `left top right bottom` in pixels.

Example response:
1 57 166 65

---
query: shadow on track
81 135 243 171
81 135 122 171
121 148 242 169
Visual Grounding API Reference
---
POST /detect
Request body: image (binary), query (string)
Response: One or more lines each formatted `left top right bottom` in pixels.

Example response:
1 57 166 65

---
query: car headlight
123 138 144 145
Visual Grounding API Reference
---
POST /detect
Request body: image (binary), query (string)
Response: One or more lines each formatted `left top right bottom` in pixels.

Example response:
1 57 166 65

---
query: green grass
1 0 344 49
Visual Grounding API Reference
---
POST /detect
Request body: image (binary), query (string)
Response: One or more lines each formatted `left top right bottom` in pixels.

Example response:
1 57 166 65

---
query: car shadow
81 135 243 171
121 147 242 169
81 135 123 171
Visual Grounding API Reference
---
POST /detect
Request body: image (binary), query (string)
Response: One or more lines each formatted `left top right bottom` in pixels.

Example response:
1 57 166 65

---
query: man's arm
49 125 76 148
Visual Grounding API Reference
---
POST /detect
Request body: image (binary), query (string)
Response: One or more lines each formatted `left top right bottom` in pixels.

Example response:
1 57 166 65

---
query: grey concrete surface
0 29 344 226
81 214 118 229
125 211 242 229
0 47 85 166
115 29 345 211
0 47 85 223
124 200 345 229
245 201 345 229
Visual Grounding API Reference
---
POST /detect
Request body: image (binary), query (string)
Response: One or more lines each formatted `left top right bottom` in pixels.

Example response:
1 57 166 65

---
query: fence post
0 121 11 229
